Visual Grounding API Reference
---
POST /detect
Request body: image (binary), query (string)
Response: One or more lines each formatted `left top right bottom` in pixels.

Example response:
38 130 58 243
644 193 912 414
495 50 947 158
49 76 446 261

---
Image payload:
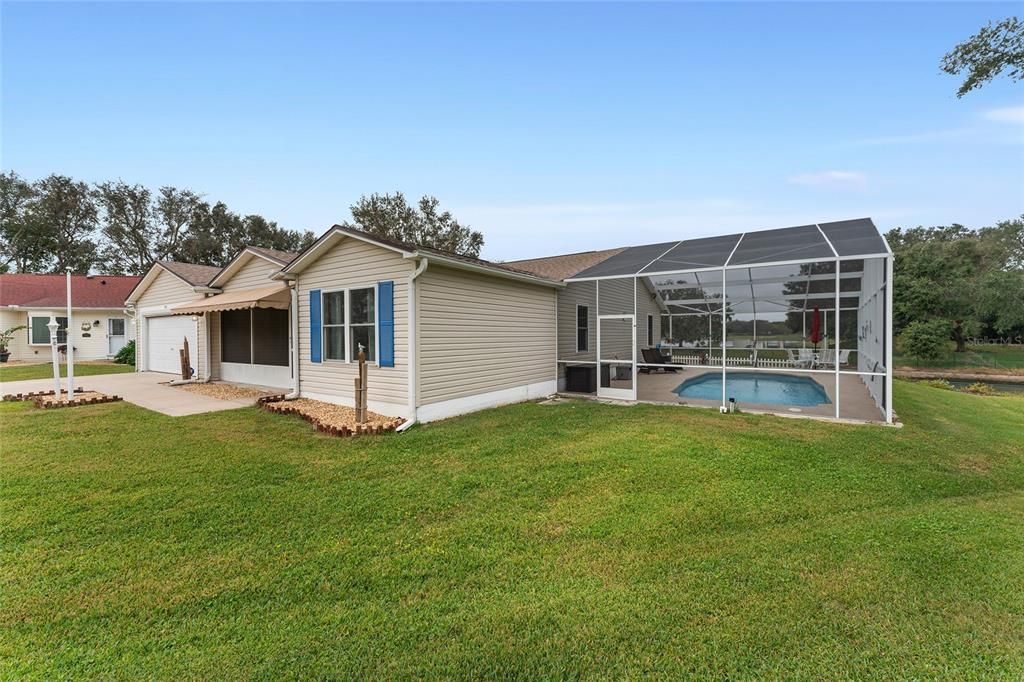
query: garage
146 315 198 375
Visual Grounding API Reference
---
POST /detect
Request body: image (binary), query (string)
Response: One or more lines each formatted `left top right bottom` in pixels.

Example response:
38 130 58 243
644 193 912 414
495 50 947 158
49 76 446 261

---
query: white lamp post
47 316 62 400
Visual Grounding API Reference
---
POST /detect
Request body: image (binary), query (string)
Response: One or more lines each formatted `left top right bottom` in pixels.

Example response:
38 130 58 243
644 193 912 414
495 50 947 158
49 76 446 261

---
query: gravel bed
176 382 278 401
265 398 403 434
38 391 107 405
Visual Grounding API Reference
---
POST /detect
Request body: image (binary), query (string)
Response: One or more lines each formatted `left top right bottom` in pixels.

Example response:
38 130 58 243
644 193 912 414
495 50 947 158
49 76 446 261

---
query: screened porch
557 219 893 423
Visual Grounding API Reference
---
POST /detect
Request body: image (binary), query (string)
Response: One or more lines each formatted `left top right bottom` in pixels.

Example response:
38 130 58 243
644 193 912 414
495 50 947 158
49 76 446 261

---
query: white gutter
396 257 429 433
285 279 300 400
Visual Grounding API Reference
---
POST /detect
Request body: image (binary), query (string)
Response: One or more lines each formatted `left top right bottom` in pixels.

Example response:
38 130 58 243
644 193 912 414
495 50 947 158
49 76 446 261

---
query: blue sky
2 2 1022 260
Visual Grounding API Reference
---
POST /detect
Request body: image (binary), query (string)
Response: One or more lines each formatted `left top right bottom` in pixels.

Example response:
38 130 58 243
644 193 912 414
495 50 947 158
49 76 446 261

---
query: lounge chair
789 348 815 368
640 347 679 373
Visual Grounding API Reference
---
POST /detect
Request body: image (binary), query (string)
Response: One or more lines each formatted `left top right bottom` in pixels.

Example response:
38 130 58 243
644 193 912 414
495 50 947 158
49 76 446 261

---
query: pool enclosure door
597 314 636 401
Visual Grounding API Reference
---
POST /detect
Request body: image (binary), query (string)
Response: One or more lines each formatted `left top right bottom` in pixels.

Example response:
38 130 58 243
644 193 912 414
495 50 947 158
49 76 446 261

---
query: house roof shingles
0 273 142 308
505 248 627 281
247 246 298 265
316 225 564 283
157 261 222 287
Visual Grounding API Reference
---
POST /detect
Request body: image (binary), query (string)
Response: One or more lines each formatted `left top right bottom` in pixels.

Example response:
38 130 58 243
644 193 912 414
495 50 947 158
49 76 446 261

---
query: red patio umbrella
809 306 822 349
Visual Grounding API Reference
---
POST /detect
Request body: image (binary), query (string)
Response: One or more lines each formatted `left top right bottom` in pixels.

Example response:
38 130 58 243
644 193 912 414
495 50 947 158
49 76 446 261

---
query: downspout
396 257 428 432
285 278 300 400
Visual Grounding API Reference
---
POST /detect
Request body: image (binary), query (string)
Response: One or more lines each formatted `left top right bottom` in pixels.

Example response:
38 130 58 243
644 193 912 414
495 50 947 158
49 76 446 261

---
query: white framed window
576 304 589 352
29 315 67 345
321 286 377 363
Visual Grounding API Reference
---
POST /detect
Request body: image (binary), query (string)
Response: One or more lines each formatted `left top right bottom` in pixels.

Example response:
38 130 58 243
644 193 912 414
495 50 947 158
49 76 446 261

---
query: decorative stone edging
258 398 403 437
1 388 123 409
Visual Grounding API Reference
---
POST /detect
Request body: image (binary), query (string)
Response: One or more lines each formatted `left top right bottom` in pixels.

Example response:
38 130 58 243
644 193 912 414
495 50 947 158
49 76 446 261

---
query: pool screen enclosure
558 218 894 423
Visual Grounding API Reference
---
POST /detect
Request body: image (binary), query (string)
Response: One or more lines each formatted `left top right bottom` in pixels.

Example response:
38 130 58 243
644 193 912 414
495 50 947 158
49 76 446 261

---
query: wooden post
181 335 191 379
355 348 367 423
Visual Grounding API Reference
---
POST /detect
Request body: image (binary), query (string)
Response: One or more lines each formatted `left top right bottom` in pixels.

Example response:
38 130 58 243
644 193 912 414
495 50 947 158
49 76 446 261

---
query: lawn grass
2 382 1022 678
0 362 135 383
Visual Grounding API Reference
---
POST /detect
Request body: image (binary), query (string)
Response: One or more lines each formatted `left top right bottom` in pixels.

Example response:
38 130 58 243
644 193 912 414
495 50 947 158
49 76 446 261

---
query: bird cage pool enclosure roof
558 218 894 424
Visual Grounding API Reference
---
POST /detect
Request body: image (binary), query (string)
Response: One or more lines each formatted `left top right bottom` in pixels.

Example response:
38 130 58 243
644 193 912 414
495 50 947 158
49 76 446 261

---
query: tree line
887 217 1024 358
0 173 485 276
0 172 317 275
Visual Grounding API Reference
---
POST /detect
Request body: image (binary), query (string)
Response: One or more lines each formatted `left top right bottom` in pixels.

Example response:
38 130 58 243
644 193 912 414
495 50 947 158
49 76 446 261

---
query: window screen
221 309 251 363
323 291 345 361
350 287 375 361
252 308 289 366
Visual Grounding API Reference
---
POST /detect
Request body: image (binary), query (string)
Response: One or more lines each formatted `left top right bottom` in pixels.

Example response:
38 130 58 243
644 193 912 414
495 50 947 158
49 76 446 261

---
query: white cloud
787 171 867 190
982 105 1024 124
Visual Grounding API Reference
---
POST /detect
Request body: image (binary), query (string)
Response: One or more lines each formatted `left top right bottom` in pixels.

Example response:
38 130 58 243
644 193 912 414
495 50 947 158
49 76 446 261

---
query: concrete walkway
0 372 257 417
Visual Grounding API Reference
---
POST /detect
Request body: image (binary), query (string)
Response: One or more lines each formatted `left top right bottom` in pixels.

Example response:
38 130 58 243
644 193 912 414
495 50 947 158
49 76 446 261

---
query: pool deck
620 368 885 422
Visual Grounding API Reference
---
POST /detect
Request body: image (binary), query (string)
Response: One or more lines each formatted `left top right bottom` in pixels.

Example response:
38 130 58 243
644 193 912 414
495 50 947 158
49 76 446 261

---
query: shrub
961 382 997 395
899 320 949 361
114 340 135 365
920 379 953 391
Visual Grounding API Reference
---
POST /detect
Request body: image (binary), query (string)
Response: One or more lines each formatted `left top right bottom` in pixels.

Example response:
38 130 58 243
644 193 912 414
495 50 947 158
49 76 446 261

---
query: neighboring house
0 273 140 361
123 218 895 424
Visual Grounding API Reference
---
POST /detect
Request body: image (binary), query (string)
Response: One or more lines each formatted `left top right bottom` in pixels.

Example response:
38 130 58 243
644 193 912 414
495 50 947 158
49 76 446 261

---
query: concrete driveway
0 371 258 417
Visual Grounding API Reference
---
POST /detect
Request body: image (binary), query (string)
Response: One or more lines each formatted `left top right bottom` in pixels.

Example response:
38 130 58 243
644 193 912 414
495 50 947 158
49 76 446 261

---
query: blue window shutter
309 289 322 363
378 281 394 367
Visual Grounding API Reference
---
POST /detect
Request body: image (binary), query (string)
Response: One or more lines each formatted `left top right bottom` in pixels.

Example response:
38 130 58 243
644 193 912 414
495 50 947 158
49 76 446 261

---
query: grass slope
2 382 1022 678
0 362 135 383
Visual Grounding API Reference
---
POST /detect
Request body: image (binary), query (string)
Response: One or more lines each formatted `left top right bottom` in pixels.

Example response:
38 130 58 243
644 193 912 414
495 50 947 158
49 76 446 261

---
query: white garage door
147 315 198 375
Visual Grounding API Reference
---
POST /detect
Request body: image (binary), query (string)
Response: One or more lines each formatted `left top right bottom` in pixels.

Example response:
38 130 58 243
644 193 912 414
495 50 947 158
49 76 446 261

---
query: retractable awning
170 283 291 315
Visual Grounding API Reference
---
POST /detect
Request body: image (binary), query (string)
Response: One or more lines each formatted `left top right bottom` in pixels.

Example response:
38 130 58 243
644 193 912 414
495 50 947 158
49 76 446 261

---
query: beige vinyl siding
135 269 197 308
3 309 133 362
219 255 279 292
296 237 411 408
135 268 208 376
417 265 556 406
557 277 661 365
557 281 596 362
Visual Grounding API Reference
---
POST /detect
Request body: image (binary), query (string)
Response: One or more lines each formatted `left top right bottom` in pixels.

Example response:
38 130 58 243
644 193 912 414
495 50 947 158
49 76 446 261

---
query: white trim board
415 380 557 423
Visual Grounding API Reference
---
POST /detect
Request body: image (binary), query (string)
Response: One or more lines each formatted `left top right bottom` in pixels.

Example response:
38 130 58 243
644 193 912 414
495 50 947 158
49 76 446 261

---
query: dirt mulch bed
261 397 404 437
175 382 282 401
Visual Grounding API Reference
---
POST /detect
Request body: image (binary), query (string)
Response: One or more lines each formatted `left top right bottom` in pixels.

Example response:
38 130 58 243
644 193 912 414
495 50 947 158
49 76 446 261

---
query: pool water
673 372 831 407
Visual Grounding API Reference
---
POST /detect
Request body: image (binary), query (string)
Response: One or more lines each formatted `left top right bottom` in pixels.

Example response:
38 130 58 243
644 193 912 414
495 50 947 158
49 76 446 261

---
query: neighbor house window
576 305 589 352
321 287 377 362
647 315 654 346
29 316 67 344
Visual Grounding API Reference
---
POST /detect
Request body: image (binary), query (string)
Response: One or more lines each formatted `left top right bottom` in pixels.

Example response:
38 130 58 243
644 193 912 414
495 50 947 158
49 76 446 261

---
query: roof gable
281 225 562 288
209 247 297 288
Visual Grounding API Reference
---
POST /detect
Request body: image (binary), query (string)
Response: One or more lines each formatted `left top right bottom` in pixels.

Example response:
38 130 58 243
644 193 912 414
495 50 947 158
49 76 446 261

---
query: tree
29 175 98 273
941 17 1024 97
0 171 50 272
95 183 208 275
887 217 1024 352
343 192 483 258
899 320 950 361
175 202 315 266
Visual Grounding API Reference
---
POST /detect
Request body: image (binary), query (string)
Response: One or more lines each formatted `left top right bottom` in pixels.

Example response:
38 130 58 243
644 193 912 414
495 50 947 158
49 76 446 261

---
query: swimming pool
673 372 831 407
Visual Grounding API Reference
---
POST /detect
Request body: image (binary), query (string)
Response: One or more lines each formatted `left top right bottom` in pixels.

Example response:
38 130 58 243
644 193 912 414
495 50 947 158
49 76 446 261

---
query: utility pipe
284 281 301 400
396 257 429 432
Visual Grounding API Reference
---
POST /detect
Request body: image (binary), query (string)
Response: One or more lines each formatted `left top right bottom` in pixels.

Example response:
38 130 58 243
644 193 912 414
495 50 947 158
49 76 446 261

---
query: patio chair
818 349 836 368
837 349 852 367
791 349 815 368
640 347 678 373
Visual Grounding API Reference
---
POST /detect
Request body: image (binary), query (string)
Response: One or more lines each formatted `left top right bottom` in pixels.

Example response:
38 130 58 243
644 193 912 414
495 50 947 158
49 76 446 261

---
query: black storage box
565 365 596 393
